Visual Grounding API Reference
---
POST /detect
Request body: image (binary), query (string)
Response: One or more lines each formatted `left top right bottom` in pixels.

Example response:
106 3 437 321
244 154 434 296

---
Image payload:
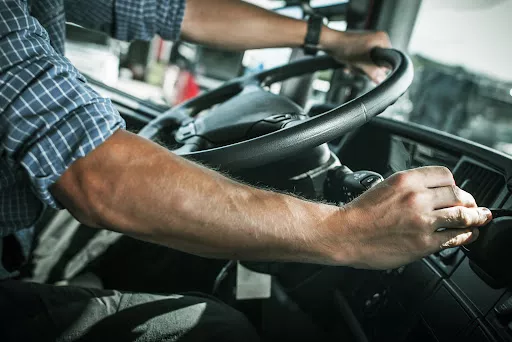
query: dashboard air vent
453 161 505 207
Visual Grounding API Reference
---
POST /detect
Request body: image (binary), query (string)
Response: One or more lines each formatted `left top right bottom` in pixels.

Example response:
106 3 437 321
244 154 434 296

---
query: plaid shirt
0 0 185 278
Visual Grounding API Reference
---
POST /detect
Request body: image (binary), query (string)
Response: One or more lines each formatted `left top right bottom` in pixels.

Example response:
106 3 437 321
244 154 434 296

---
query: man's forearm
51 130 493 270
181 0 339 51
52 130 346 264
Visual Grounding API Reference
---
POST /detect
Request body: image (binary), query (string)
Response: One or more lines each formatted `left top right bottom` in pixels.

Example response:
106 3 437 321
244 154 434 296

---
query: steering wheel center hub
177 89 305 145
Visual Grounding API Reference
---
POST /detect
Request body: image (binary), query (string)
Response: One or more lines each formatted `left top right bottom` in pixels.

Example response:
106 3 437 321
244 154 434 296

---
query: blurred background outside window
383 0 512 155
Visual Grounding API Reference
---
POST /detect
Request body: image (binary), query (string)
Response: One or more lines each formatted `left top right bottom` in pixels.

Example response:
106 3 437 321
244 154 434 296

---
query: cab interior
23 1 512 341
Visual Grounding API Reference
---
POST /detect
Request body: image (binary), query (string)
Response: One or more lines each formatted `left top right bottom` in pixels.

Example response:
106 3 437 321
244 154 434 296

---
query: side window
385 0 512 155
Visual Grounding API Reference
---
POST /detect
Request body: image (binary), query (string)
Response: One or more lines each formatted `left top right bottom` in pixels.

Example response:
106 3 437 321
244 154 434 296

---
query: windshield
66 0 512 155
384 0 512 155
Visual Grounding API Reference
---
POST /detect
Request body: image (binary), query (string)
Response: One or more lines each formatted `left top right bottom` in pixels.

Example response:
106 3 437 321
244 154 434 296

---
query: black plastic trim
369 117 512 184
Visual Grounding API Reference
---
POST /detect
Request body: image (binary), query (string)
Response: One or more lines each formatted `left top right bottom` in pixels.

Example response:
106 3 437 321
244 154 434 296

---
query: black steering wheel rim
139 48 413 171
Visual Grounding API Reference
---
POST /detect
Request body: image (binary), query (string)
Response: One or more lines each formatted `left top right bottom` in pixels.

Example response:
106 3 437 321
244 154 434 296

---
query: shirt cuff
21 99 125 210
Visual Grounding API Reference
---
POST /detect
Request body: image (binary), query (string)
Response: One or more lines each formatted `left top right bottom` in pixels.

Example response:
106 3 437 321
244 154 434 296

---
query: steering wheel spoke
172 136 206 155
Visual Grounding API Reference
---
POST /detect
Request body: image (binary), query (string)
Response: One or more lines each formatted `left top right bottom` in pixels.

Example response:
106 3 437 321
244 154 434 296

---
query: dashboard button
264 114 292 123
360 175 382 189
495 296 512 317
176 122 196 140
439 247 459 264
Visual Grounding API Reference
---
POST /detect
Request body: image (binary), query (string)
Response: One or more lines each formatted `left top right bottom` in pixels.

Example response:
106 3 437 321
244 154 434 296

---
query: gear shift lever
324 167 384 204
462 208 512 287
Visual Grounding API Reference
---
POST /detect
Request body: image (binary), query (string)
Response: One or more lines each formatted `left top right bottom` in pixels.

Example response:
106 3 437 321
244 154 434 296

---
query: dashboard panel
337 117 512 342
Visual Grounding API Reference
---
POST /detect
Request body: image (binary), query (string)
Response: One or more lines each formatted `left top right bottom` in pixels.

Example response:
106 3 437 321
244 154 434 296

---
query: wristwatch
303 14 324 56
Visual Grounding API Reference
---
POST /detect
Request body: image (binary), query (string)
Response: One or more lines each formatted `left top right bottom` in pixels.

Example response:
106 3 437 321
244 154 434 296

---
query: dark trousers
0 279 260 342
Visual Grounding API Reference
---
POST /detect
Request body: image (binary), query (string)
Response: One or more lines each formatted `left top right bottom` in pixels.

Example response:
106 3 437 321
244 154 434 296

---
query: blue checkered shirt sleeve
65 0 186 41
0 0 125 226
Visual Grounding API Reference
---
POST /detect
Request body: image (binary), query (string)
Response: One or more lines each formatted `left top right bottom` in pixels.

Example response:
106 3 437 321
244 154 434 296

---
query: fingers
413 166 456 188
432 207 492 250
361 65 388 84
434 206 492 229
357 31 391 83
434 228 479 250
429 186 477 209
369 30 392 50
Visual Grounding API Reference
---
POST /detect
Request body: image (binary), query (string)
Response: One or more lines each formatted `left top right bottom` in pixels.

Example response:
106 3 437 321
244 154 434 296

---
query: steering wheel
138 48 413 171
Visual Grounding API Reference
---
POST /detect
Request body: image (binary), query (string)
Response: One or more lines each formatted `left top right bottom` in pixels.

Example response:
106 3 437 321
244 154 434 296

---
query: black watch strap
304 15 323 56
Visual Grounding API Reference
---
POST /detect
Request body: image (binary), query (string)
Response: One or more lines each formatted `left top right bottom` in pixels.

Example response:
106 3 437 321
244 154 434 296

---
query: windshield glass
66 0 512 155
384 0 512 155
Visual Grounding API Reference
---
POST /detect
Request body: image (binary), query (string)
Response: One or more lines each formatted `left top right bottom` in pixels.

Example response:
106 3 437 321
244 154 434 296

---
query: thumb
436 228 479 250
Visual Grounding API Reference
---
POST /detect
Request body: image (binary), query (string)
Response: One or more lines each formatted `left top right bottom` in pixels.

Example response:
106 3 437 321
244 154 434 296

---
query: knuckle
456 207 471 226
391 171 410 187
451 185 463 203
439 166 454 180
410 212 427 228
443 211 457 226
452 185 476 207
404 192 422 208
375 30 389 41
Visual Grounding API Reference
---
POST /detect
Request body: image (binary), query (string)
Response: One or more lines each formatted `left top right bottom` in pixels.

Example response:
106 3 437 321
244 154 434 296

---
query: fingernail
479 207 492 220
